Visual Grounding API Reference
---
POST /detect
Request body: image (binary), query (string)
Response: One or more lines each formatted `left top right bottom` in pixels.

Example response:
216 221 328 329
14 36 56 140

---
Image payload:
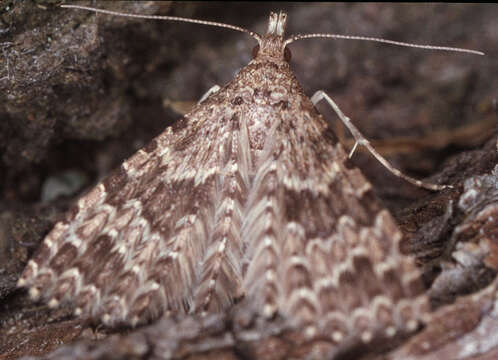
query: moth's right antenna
285 33 484 56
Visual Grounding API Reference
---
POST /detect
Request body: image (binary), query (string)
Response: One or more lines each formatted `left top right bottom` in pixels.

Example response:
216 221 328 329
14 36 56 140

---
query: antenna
285 33 484 56
60 4 261 43
61 5 484 56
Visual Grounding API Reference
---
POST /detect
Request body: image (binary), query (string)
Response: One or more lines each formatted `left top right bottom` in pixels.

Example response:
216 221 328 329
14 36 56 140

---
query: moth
17 3 482 348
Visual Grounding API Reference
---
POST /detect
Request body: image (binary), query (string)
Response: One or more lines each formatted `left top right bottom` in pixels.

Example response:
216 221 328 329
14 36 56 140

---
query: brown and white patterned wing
17 90 248 326
228 59 430 344
19 26 428 342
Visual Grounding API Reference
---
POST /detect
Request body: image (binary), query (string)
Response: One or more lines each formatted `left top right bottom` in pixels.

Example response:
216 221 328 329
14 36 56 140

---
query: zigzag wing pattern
18 11 430 351
18 87 250 326
231 59 430 345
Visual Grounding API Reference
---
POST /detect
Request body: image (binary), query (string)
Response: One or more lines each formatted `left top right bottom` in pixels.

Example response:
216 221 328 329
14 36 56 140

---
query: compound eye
284 46 292 62
252 45 260 59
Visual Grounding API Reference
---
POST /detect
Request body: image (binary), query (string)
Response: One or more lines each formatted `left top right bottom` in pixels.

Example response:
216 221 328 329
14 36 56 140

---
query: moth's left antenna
60 4 261 42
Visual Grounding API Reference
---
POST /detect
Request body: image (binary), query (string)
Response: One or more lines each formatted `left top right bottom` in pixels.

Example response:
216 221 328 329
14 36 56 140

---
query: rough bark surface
0 2 496 360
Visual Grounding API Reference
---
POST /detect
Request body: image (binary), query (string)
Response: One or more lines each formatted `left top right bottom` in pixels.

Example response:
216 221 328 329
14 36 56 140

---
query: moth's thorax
221 57 320 165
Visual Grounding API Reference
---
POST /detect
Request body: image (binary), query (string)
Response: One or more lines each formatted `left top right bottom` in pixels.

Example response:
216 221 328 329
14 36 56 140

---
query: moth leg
164 85 221 115
311 90 451 191
199 85 221 104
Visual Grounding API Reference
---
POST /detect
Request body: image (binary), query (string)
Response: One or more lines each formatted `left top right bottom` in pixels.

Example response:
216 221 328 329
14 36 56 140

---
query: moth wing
18 90 247 326
234 63 429 344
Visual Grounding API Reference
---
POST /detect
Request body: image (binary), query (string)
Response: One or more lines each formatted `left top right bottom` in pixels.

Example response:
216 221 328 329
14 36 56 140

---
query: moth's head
252 11 292 63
